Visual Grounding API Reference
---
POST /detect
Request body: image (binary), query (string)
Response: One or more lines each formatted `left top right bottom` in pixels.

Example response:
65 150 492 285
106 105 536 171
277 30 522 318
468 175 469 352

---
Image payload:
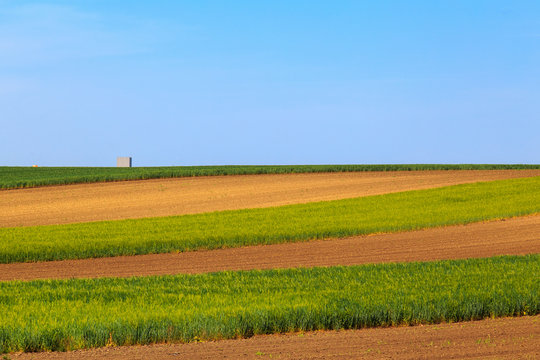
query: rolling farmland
1 167 539 358
1 176 538 263
13 316 538 360
1 256 538 353
1 215 538 281
3 169 540 227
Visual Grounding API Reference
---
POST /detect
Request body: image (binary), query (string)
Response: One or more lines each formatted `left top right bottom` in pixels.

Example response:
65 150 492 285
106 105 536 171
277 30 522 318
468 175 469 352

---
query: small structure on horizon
117 157 132 168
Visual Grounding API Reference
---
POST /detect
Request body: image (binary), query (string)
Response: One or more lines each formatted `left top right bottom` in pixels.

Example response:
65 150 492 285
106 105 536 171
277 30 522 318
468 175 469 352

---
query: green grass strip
1 176 539 264
1 164 539 189
0 255 538 353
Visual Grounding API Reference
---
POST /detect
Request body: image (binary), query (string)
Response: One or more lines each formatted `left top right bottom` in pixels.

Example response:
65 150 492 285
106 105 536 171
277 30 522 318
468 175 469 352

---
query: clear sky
1 1 539 166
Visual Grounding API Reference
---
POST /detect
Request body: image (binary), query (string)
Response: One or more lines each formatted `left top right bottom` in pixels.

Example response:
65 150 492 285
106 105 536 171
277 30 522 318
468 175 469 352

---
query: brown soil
2 215 538 281
11 315 540 359
2 170 539 227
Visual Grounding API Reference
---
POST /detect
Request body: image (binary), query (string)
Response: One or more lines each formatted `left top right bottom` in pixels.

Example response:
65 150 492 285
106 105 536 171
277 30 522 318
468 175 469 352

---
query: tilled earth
2 170 539 227
10 315 539 359
1 215 538 281
3 170 539 359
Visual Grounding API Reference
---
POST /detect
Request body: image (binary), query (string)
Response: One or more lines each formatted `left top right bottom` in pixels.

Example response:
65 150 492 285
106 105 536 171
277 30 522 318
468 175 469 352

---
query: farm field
2 170 540 227
5 0 540 357
11 315 539 359
0 256 538 353
1 215 538 281
1 168 539 358
2 164 539 190
1 176 538 263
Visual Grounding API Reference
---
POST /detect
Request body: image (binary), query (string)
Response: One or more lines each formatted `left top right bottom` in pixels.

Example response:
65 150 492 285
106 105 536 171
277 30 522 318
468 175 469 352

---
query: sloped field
11 315 539 360
1 169 539 358
1 256 538 353
2 170 540 227
1 215 538 281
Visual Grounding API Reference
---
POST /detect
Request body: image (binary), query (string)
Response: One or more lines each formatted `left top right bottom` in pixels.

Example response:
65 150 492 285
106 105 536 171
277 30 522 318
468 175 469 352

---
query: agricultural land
0 165 539 359
2 164 539 190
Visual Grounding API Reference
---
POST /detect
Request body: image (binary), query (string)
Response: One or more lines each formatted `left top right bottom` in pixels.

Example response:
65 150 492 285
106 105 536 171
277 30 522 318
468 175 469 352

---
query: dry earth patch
1 215 538 281
10 315 539 359
2 170 539 227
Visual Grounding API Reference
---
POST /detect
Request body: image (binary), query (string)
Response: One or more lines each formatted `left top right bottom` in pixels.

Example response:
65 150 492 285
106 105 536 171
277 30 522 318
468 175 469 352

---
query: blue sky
1 1 539 166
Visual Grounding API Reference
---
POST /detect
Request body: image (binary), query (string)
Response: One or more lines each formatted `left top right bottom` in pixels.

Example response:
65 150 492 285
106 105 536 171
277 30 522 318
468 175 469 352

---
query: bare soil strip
2 215 538 281
2 170 539 227
11 315 539 359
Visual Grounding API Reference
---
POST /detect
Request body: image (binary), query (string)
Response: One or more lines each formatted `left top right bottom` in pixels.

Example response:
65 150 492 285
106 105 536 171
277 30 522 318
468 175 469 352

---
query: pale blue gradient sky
1 1 539 166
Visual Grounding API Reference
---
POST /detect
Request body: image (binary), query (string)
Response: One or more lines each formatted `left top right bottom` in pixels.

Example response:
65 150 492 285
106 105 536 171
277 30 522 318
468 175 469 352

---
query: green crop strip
0 255 538 353
1 164 539 189
1 176 538 263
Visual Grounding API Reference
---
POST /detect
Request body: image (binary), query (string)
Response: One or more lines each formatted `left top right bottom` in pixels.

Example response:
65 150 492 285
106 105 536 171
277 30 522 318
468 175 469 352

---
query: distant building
117 157 132 167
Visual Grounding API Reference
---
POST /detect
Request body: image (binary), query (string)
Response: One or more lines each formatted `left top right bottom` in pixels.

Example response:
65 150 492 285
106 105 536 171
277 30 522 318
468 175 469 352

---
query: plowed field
1 215 538 281
10 315 539 359
2 170 539 227
3 170 539 359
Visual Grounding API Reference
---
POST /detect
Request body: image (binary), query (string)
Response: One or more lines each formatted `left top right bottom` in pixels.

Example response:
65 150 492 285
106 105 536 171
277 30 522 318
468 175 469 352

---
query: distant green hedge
1 164 539 189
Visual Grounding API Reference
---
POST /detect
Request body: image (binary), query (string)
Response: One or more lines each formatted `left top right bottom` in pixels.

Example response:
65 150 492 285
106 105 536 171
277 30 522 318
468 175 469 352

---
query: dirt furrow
2 170 539 227
1 215 538 281
10 315 540 359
